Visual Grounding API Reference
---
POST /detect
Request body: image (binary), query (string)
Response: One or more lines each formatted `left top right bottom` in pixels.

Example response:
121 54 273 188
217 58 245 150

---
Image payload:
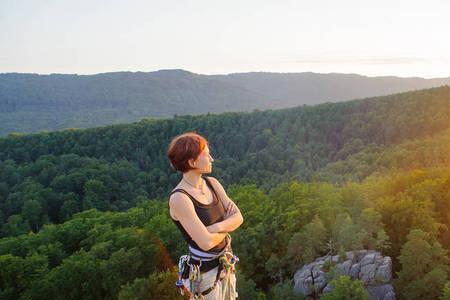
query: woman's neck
182 172 203 188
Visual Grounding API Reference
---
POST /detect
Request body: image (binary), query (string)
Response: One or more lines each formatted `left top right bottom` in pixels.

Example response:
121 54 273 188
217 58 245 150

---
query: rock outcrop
293 250 395 300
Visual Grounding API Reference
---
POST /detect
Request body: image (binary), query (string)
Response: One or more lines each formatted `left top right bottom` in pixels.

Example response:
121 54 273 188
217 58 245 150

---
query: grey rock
383 291 396 300
360 263 377 284
374 253 384 265
336 260 352 275
349 263 361 279
355 250 369 261
293 250 395 300
314 274 328 291
331 255 340 263
293 275 314 296
360 252 377 266
312 268 324 279
346 251 355 262
323 283 333 294
366 284 396 300
293 265 318 296
375 257 392 283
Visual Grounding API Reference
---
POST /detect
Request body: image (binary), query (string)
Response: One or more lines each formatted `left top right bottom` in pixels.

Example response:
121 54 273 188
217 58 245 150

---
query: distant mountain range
1 69 449 136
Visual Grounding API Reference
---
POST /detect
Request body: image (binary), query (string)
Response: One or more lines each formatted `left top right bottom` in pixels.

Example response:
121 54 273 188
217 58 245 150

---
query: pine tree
440 282 450 300
321 275 368 300
395 229 449 300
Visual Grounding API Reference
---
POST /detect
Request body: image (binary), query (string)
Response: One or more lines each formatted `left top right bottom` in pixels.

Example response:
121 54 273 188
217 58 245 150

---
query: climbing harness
219 251 239 299
175 234 239 299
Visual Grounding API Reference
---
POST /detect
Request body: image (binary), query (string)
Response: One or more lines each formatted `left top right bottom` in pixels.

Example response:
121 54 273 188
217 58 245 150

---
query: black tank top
168 176 227 253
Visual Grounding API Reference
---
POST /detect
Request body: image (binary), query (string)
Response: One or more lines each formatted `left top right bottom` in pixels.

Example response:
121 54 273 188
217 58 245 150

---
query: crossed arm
205 176 244 234
168 177 243 251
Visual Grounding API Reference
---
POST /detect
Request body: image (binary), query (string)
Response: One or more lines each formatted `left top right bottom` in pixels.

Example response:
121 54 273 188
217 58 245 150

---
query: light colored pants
182 266 237 300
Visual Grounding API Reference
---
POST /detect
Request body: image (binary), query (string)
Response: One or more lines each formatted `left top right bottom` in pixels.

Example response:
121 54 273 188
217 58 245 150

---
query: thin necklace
182 177 206 195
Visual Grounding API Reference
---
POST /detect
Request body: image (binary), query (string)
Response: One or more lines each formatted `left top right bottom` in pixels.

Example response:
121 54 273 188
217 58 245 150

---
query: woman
167 132 244 300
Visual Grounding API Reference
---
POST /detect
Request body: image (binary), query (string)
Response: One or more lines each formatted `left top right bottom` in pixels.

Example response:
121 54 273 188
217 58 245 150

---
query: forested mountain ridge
2 86 449 175
1 69 450 136
312 126 450 183
1 86 450 299
212 72 450 108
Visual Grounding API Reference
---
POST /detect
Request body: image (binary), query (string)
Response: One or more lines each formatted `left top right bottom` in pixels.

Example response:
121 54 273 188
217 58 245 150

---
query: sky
1 0 449 78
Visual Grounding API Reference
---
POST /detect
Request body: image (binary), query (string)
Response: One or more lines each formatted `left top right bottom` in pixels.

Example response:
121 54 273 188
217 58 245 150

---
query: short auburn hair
167 132 208 173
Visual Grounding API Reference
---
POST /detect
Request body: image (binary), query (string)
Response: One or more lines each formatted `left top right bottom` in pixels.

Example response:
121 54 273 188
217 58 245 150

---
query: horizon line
1 69 450 80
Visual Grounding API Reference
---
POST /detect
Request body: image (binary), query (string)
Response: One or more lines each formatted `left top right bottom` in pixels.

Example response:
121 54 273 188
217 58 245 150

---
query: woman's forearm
210 213 243 233
205 232 228 250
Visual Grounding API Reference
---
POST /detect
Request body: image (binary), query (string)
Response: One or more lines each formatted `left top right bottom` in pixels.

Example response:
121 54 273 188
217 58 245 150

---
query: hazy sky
1 0 449 78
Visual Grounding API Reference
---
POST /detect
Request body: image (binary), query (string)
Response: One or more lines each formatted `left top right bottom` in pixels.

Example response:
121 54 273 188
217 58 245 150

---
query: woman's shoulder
203 175 219 185
203 176 223 192
169 189 191 205
169 180 189 199
168 190 195 220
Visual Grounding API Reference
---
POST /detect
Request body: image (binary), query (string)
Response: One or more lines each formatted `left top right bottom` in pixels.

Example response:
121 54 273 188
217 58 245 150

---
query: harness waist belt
188 234 231 262
188 245 226 261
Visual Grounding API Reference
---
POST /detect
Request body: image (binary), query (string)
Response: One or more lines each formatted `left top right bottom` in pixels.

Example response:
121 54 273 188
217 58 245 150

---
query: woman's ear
188 158 196 168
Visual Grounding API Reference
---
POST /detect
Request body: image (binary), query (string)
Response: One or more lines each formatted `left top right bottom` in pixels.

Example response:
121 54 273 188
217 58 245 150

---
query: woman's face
190 145 214 173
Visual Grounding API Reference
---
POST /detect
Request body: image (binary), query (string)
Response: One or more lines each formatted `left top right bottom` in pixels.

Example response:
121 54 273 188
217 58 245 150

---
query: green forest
1 86 450 299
